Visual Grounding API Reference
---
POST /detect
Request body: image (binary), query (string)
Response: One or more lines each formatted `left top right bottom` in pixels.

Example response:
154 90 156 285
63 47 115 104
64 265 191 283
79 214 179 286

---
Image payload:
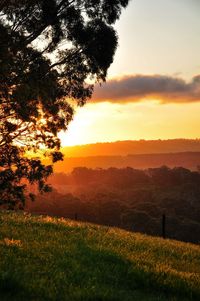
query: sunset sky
60 0 200 146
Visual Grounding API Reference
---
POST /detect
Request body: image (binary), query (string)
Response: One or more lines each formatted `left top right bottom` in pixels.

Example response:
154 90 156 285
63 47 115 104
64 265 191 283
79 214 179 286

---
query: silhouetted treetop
0 0 130 208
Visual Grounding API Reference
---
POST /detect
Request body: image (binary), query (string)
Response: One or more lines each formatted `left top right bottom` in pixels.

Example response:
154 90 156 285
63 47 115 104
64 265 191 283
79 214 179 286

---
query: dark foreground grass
0 211 199 301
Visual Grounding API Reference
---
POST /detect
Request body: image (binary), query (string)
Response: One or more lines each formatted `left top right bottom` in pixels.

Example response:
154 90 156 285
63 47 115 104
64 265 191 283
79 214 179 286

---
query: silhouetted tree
0 0 130 208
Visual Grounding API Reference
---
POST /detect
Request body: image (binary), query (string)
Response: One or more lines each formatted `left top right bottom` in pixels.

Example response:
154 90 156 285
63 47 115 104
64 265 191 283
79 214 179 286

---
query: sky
60 0 200 146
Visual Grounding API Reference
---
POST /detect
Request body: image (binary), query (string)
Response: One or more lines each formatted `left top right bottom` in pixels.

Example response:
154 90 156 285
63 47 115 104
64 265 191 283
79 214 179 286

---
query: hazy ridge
62 139 200 157
52 140 200 172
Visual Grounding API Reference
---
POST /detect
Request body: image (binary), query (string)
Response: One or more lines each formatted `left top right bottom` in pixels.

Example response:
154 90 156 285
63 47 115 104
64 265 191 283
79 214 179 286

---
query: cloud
92 74 200 103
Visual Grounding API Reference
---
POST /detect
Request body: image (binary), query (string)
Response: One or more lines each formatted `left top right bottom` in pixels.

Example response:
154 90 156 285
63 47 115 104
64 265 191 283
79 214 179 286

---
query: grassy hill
0 211 199 301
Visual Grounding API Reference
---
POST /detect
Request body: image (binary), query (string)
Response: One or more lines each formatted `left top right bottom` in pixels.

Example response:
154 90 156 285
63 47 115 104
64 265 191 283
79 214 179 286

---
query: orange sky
60 0 200 146
59 101 200 146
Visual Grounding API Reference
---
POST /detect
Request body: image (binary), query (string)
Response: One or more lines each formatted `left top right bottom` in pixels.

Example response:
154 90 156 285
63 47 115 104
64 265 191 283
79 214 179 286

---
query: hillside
61 139 200 157
0 211 200 301
41 139 200 172
53 152 200 172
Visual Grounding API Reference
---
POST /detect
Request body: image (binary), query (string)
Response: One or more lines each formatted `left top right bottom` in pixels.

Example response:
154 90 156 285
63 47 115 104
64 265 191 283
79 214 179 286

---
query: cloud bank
92 74 200 103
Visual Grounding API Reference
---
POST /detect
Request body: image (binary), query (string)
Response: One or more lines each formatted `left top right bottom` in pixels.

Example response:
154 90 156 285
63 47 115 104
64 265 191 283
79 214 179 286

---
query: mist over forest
52 139 200 172
26 140 200 244
27 165 200 244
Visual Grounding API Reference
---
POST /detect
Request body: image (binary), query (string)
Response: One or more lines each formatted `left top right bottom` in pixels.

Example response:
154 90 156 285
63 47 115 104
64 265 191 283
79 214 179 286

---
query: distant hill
0 211 200 301
54 151 200 172
54 139 200 172
62 139 200 157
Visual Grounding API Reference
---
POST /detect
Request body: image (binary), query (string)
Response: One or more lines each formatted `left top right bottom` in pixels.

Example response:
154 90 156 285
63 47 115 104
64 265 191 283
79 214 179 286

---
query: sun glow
58 105 94 146
58 100 200 147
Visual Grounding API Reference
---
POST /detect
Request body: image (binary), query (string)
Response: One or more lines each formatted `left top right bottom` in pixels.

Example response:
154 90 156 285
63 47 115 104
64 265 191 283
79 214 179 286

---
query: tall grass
0 211 199 301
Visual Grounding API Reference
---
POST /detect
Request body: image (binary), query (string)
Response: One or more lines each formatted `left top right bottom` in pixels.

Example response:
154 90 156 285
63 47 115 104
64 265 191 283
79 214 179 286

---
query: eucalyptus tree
0 0 130 208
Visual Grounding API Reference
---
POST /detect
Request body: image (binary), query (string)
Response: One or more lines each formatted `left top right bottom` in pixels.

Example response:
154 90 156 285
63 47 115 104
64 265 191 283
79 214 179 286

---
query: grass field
0 211 199 301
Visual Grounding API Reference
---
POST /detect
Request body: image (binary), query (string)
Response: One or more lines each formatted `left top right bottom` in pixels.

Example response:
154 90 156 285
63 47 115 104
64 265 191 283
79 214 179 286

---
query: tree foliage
28 166 200 244
0 0 130 208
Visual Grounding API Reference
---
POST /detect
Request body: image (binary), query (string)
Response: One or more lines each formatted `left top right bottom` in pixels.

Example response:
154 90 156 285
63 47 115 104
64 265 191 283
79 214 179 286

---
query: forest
26 166 200 244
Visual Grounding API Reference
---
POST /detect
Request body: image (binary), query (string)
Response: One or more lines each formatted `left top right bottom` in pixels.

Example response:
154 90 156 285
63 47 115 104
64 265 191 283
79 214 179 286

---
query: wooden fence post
162 213 166 239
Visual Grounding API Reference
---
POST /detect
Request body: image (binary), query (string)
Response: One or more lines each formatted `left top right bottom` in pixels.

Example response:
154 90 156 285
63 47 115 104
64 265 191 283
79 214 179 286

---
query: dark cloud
92 74 200 103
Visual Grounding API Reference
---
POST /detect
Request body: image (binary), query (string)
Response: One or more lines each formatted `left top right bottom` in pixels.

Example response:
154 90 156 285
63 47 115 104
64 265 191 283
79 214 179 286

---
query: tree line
27 166 200 244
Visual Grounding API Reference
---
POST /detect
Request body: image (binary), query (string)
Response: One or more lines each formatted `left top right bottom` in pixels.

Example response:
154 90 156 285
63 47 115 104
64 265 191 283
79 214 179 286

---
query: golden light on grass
1 238 22 248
